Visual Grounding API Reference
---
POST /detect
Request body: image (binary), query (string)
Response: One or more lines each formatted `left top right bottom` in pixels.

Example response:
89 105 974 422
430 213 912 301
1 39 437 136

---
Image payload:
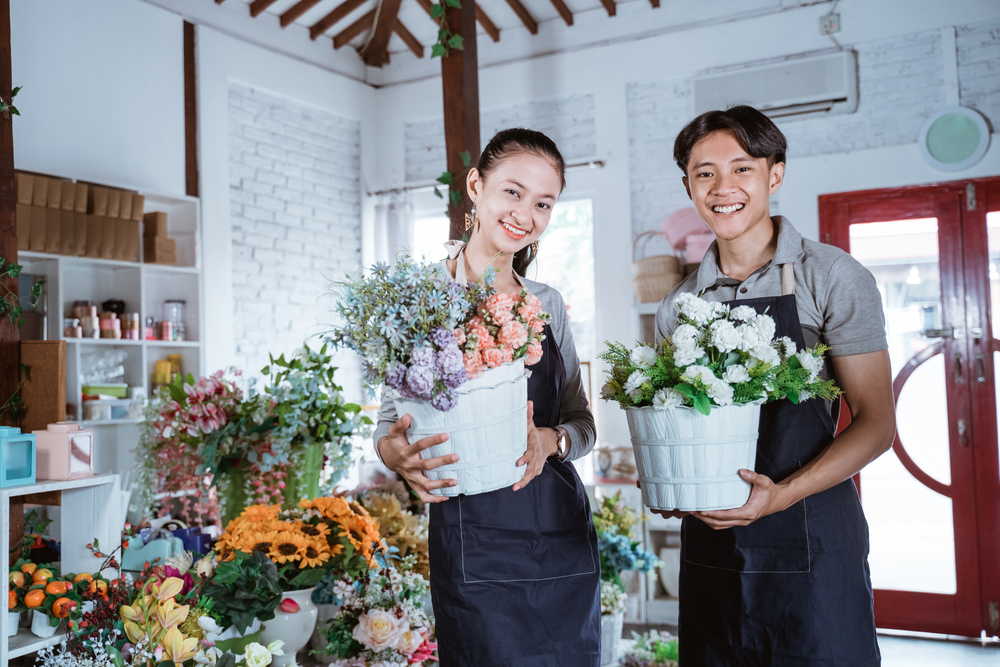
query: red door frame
819 176 1000 638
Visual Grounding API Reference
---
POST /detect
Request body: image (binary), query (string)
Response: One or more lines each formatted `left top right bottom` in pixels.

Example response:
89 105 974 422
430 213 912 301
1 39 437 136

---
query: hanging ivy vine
430 0 465 58
0 86 21 116
434 151 472 218
0 258 44 425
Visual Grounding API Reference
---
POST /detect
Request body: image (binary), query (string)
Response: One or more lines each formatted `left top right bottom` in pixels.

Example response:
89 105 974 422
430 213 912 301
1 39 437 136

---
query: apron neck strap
781 263 795 296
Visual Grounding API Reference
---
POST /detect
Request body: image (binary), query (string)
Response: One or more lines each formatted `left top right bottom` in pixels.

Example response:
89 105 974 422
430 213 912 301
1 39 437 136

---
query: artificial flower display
592 493 659 605
358 490 429 578
619 629 680 667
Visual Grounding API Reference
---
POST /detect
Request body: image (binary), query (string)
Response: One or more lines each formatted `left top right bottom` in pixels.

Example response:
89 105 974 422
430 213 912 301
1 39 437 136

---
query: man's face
683 130 784 243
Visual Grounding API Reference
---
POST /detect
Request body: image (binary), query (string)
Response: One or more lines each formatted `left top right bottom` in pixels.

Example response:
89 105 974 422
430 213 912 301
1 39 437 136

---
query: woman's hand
513 401 555 492
692 469 788 529
377 414 458 503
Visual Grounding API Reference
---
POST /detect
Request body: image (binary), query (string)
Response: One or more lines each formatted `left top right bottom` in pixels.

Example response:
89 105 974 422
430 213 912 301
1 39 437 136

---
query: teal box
0 426 36 487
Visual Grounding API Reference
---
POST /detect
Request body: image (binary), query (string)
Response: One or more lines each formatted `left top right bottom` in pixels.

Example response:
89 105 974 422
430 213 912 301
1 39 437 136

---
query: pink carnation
453 327 466 346
525 341 543 366
498 320 528 350
463 350 485 379
483 347 507 369
476 330 496 351
523 293 542 311
529 317 545 334
484 293 516 325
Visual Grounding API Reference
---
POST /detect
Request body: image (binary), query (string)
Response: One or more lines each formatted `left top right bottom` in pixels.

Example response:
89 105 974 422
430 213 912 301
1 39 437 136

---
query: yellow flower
296 521 331 540
151 577 184 601
161 627 199 663
124 621 145 644
299 540 332 569
268 532 307 564
156 598 189 629
234 530 278 555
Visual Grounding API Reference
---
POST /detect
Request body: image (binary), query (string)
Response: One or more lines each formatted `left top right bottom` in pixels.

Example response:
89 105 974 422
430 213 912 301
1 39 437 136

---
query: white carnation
707 379 734 406
630 346 659 370
794 350 824 382
722 365 751 384
710 301 730 318
749 345 781 368
681 365 717 386
736 323 763 352
653 387 685 410
623 370 650 401
776 336 797 358
671 323 700 348
710 320 742 353
673 346 705 368
751 313 777 343
671 324 705 368
675 293 714 325
731 305 758 321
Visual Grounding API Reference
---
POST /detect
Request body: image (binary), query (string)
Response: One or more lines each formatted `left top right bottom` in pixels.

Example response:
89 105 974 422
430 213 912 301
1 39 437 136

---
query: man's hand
377 414 458 503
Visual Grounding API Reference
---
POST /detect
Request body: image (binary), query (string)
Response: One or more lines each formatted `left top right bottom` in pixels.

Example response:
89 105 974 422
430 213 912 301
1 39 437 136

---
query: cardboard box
28 206 47 252
73 212 88 256
144 236 176 264
113 219 132 261
15 173 33 205
131 194 145 221
101 216 116 259
60 181 76 211
88 187 108 216
143 211 168 237
120 192 133 221
107 189 121 218
44 208 61 254
86 216 103 257
74 183 88 213
124 220 140 262
31 176 48 207
20 341 67 434
60 210 76 255
46 178 63 210
16 203 30 251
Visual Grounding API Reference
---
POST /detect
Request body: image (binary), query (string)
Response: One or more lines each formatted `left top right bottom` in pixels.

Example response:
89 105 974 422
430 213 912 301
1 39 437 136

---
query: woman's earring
530 240 539 255
464 213 475 231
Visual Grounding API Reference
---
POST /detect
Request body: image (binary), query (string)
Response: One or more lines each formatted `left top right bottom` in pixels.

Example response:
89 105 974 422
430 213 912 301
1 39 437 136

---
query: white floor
880 634 999 666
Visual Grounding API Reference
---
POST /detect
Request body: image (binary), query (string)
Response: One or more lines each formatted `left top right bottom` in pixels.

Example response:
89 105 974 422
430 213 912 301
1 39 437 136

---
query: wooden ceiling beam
310 0 368 40
361 0 405 66
548 0 572 26
333 8 375 49
599 0 616 16
505 0 537 34
280 0 323 26
215 0 226 4
475 3 500 42
393 19 424 58
249 0 280 17
649 0 660 6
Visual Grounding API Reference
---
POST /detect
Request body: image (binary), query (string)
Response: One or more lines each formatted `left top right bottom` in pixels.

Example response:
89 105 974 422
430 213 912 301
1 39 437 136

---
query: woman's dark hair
475 128 566 276
673 105 787 174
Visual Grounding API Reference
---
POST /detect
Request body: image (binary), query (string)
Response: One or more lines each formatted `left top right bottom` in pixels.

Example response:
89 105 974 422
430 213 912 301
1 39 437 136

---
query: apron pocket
683 499 811 573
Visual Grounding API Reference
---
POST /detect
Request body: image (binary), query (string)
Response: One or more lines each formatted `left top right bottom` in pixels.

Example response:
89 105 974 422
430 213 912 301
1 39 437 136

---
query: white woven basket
391 360 528 497
625 402 761 511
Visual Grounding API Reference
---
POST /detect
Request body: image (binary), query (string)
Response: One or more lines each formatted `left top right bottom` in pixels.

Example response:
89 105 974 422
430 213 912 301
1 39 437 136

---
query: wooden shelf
64 338 143 346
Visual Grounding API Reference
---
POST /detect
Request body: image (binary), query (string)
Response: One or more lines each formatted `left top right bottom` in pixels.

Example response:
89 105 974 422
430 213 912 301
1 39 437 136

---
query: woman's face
467 152 562 255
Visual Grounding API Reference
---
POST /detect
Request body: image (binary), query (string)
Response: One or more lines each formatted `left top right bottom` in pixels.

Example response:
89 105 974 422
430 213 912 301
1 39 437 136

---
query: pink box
33 422 94 480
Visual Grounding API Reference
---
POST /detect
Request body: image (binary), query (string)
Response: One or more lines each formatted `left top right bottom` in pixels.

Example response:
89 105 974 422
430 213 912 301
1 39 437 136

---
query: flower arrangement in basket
329 256 551 496
593 492 660 599
315 556 437 667
600 293 841 511
619 629 679 667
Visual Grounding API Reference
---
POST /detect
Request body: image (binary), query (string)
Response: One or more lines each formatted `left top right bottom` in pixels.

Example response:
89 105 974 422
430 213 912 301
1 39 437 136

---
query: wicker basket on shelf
632 231 683 303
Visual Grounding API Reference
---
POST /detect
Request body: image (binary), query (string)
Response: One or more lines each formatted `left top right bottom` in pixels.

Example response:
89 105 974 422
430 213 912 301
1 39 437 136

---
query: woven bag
632 231 683 303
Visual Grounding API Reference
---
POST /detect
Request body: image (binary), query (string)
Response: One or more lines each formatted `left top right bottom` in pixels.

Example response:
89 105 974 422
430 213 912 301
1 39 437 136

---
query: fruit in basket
73 573 93 584
9 571 25 587
8 588 16 609
52 597 76 619
24 588 45 608
45 580 70 595
31 568 54 584
20 563 37 576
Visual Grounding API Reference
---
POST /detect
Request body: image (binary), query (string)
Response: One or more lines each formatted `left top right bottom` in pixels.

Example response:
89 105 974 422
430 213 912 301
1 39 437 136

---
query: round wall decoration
918 106 991 172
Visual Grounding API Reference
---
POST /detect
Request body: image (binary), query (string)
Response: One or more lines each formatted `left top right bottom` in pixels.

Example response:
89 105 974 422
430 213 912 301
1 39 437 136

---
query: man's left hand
693 469 788 530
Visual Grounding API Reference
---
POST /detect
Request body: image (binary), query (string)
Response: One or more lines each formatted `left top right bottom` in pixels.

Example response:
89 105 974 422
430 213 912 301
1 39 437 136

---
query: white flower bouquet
600 293 840 510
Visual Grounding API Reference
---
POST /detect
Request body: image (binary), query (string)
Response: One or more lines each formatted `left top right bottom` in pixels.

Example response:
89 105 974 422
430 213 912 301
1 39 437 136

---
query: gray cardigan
372 274 597 463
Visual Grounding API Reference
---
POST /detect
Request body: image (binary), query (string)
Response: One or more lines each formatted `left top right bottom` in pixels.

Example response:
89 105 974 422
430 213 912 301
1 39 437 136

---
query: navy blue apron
679 275 881 666
429 325 602 667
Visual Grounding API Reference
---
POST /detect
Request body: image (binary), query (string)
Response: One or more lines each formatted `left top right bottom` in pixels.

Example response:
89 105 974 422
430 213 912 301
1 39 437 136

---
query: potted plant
328 256 551 496
200 550 282 654
600 293 840 511
314 557 437 666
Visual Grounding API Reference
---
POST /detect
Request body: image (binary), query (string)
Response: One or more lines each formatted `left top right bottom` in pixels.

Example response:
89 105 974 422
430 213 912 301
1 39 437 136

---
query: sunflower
336 513 383 562
299 540 332 569
295 521 331 540
235 530 277 556
303 496 352 522
267 531 308 564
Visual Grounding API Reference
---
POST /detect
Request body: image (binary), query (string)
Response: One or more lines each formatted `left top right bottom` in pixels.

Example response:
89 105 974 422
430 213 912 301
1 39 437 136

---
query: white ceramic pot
392 360 528 497
658 547 681 598
600 610 625 666
626 402 761 511
31 609 58 638
7 612 20 638
215 618 263 656
259 587 318 667
309 603 341 665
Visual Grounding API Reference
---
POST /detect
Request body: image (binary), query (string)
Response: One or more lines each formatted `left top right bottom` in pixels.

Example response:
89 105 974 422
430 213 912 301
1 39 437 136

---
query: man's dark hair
673 105 788 174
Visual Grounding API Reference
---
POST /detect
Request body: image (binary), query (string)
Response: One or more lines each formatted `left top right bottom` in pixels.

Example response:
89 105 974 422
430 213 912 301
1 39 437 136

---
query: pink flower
497 320 528 350
408 637 438 664
525 341 543 366
453 328 466 346
475 329 496 351
463 350 485 379
396 629 424 656
483 293 516 325
351 609 406 651
528 317 545 334
483 347 507 369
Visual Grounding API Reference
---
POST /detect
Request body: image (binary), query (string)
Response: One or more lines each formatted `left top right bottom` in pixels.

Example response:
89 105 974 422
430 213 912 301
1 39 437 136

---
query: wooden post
0 0 20 431
441 0 480 240
184 21 199 198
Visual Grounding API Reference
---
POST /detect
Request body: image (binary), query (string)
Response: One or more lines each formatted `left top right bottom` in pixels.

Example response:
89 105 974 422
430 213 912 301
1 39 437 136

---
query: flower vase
7 611 20 638
283 442 325 507
309 603 341 665
30 610 58 638
626 402 761 511
260 587 318 667
600 611 624 666
215 618 263 656
391 360 528 497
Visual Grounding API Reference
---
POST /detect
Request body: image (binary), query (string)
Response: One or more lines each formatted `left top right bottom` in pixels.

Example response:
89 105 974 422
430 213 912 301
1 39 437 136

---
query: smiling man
653 106 896 666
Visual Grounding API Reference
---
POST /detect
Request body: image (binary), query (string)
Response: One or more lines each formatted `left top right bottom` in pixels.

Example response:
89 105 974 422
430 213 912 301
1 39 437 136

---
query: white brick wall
628 19 1000 239
228 83 362 389
405 93 597 183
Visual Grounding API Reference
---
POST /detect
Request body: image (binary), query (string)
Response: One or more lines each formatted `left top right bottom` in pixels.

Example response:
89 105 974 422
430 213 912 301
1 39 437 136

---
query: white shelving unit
17 184 205 473
1 474 122 663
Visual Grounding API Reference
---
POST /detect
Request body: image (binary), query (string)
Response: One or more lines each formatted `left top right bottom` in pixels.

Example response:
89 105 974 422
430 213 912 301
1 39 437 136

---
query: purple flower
386 362 407 390
410 345 436 368
443 369 468 389
429 326 456 350
431 389 457 412
436 345 464 376
405 365 435 400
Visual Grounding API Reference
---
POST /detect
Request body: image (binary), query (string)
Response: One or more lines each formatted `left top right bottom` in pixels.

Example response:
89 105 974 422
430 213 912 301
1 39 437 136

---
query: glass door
820 179 1000 638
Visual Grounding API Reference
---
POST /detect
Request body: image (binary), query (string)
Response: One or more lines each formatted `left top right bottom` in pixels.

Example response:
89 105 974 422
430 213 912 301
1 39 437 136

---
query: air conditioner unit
692 51 858 120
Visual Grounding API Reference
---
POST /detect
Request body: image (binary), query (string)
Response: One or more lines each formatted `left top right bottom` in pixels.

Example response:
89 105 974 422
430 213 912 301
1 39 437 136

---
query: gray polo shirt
655 217 887 391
